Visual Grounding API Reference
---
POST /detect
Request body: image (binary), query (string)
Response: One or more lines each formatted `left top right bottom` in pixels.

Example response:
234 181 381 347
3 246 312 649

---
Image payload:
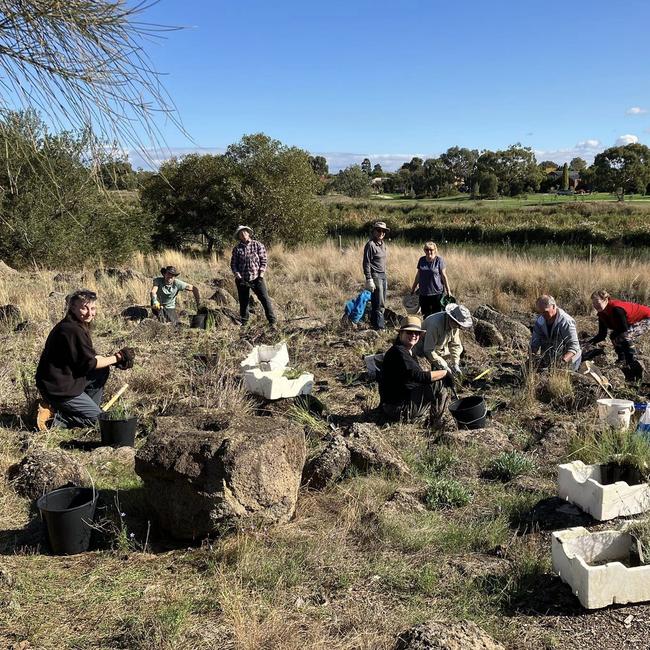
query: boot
627 360 645 383
36 401 54 431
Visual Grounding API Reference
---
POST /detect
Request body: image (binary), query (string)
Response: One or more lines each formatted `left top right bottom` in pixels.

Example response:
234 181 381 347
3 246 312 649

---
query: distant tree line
326 144 650 200
3 106 650 268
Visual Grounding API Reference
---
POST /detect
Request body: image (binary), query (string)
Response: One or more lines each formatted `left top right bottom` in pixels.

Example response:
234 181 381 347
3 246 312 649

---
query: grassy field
1 245 650 649
323 195 650 250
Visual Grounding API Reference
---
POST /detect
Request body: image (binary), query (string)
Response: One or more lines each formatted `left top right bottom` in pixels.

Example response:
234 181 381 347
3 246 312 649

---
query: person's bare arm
95 354 119 369
430 369 448 381
441 268 451 295
411 270 419 294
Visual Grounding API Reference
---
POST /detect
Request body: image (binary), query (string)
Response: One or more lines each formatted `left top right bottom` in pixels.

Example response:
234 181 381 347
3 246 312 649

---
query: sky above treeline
129 0 650 171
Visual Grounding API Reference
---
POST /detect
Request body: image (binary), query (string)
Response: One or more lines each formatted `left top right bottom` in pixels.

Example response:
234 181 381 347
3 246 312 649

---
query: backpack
344 290 372 324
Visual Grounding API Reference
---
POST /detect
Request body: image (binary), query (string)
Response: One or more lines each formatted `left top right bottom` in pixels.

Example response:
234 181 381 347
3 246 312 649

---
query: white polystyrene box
558 461 650 521
240 342 289 372
552 526 650 609
243 368 314 400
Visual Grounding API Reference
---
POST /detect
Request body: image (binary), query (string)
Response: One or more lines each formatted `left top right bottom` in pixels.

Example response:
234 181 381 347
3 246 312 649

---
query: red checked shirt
230 239 268 282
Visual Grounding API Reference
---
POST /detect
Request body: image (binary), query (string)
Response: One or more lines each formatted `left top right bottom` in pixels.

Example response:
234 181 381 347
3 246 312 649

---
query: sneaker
36 401 54 431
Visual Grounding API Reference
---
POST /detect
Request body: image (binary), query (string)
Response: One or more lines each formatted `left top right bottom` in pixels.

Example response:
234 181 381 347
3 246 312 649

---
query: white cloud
575 139 601 150
534 139 602 165
626 106 647 115
615 134 639 146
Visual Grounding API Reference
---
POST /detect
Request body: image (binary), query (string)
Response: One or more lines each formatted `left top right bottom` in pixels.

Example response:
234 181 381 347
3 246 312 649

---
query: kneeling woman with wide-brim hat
379 315 452 422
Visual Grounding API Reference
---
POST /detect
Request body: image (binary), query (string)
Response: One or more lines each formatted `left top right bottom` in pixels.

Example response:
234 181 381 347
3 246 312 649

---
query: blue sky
130 0 650 170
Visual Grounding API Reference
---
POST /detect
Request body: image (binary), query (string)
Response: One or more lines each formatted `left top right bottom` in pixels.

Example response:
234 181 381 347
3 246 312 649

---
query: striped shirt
230 239 268 281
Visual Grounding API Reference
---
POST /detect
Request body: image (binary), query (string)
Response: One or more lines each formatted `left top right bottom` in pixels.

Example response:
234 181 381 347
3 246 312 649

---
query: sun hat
160 265 180 276
235 225 253 237
372 221 390 232
398 315 426 333
402 294 421 315
445 303 473 329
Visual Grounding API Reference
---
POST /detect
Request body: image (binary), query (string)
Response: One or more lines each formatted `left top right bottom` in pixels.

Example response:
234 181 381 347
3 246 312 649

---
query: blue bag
344 290 372 323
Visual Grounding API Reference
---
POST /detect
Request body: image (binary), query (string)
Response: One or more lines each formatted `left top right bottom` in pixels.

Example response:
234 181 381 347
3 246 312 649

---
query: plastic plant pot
449 395 487 430
36 486 97 555
98 414 137 447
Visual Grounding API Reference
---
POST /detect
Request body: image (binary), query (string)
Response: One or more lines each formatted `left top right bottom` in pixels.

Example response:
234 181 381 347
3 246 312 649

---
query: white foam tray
552 526 650 609
240 342 289 372
558 460 650 521
243 368 314 400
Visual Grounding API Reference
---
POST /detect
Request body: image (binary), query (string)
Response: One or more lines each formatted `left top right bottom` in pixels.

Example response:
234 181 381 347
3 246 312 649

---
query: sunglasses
424 248 435 252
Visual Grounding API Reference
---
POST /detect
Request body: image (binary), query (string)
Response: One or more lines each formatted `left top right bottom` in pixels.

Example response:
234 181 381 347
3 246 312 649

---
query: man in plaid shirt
230 225 276 326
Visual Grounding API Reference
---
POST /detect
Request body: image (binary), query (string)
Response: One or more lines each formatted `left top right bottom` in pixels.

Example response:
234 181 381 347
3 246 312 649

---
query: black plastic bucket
98 415 137 447
36 486 97 555
191 314 206 329
449 395 487 430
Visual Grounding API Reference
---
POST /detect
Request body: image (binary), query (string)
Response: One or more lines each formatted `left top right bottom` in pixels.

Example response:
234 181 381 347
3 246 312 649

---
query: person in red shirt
589 289 650 382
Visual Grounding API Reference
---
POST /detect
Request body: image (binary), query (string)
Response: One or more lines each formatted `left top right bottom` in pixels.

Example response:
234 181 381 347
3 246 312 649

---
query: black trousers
381 382 445 422
236 277 276 325
419 293 444 319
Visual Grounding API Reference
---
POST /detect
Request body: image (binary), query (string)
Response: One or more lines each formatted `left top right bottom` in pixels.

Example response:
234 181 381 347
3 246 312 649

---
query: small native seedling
486 451 536 482
425 477 472 510
283 368 305 380
103 398 133 421
627 518 650 565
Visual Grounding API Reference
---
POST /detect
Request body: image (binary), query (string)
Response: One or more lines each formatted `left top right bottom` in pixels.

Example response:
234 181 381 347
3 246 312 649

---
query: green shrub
425 477 472 509
566 426 650 474
486 451 536 482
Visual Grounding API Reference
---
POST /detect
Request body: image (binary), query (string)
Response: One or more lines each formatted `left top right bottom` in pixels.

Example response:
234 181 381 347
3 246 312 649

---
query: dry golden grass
1 243 650 649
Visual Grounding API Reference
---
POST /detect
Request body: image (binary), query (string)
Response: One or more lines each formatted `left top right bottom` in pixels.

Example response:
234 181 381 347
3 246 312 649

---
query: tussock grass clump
425 477 472 509
566 426 650 473
486 451 536 482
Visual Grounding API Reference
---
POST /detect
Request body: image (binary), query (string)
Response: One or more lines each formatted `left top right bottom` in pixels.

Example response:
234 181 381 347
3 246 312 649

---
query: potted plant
98 398 137 447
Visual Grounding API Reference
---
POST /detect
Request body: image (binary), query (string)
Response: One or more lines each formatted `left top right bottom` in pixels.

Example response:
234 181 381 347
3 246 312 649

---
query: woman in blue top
410 242 451 318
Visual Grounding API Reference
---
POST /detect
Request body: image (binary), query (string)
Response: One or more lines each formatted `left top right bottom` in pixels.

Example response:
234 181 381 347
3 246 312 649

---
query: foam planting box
558 460 650 521
552 526 650 609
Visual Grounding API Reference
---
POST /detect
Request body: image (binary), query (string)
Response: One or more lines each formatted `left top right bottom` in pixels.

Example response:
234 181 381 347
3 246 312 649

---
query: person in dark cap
149 265 200 324
230 225 276 327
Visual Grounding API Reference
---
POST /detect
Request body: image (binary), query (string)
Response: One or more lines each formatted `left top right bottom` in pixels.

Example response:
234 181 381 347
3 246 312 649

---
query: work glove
151 299 161 315
365 278 376 292
451 363 462 375
442 369 455 388
115 347 136 370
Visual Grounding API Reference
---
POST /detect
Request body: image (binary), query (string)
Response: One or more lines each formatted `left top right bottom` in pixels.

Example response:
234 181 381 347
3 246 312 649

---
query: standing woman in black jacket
379 315 451 421
36 289 134 429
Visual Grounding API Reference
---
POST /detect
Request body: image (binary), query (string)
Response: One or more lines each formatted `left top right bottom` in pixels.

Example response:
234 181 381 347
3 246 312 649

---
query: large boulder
473 305 530 349
209 287 236 306
303 436 351 489
472 318 504 347
135 413 306 539
7 448 86 500
395 620 505 650
303 423 409 490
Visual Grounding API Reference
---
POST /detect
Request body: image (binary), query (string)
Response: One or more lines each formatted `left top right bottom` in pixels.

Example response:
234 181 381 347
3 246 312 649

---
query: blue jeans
370 273 387 330
46 367 109 429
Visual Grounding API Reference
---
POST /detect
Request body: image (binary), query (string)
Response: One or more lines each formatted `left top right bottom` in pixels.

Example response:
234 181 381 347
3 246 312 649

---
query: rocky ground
1 252 650 649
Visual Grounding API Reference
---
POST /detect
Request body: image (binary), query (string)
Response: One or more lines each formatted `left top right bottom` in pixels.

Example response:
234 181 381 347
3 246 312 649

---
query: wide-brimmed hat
372 221 390 232
235 225 253 237
445 303 473 329
160 265 180 276
398 315 426 333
